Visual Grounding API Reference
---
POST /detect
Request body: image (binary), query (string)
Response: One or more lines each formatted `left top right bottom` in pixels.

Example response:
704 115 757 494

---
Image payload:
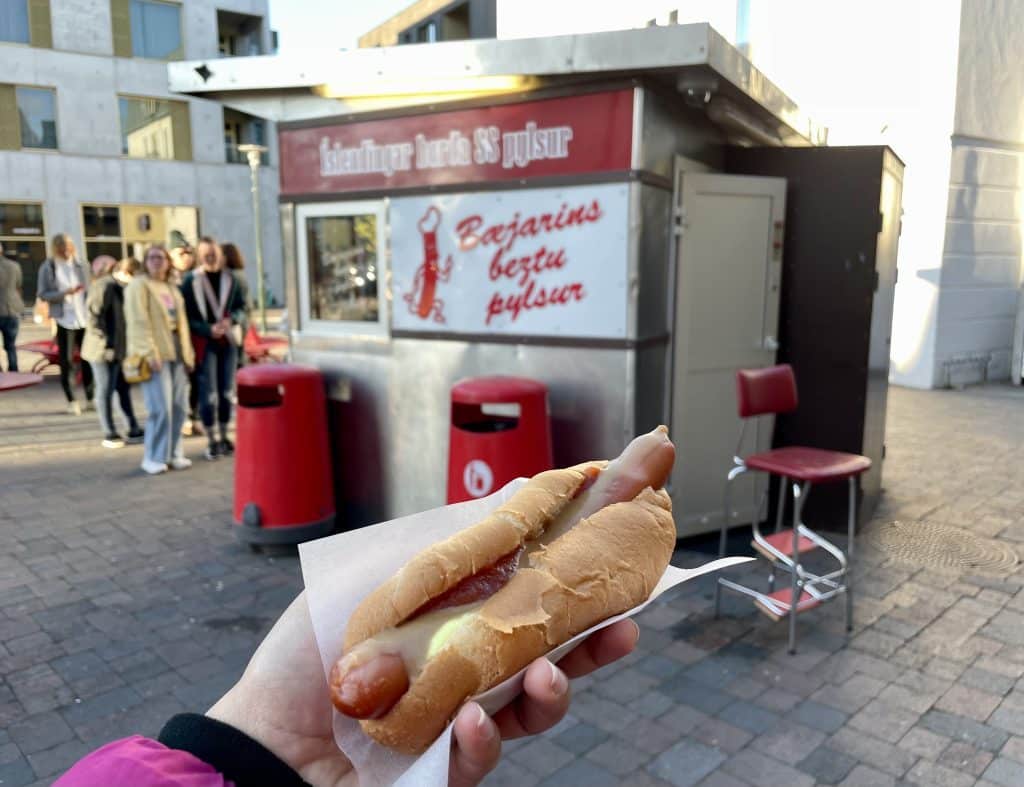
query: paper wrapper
299 479 752 787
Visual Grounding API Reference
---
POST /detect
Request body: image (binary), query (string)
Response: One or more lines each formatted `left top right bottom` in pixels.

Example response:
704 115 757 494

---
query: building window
16 86 57 149
296 201 388 336
0 1 29 43
0 84 56 150
118 95 191 161
224 108 268 165
0 201 46 302
111 0 181 59
217 9 263 57
81 203 199 262
0 0 50 47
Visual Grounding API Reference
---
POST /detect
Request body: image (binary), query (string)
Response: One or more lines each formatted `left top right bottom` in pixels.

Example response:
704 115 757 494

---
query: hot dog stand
170 24 902 537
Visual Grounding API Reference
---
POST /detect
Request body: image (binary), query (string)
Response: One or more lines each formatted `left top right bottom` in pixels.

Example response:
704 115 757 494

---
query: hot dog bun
336 463 675 754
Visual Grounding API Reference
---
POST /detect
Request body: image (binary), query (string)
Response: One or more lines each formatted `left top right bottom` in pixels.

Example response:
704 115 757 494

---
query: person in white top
37 234 94 414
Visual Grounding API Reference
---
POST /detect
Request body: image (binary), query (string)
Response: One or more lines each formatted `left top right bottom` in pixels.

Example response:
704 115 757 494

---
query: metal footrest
752 529 818 562
754 588 821 621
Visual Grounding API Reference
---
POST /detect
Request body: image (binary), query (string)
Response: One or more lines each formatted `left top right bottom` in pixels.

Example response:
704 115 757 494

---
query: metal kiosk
170 24 902 537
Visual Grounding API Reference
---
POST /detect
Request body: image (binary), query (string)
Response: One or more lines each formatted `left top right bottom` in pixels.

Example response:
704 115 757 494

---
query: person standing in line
170 244 203 437
82 256 144 448
221 242 250 368
124 245 194 475
181 237 245 462
0 241 24 372
37 234 94 414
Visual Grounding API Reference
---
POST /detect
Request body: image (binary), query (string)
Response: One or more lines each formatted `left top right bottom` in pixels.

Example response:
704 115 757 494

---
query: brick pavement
4 325 1024 785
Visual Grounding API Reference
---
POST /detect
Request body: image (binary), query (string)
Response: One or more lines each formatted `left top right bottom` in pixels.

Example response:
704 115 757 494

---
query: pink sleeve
53 735 234 787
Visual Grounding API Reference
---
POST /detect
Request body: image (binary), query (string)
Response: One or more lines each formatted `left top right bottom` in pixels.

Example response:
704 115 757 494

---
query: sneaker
102 434 125 449
170 456 193 470
219 437 234 456
67 401 82 416
141 459 168 475
83 400 96 412
204 443 221 461
126 427 144 444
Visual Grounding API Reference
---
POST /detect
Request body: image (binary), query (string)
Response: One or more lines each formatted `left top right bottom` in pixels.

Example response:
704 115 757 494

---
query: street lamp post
238 143 269 333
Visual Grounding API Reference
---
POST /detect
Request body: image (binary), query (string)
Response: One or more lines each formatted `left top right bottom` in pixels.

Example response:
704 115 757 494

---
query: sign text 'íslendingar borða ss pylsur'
278 89 634 196
390 184 629 339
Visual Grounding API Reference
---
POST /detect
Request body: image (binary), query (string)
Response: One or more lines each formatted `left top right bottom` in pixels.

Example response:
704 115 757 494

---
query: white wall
933 0 1024 386
0 0 284 302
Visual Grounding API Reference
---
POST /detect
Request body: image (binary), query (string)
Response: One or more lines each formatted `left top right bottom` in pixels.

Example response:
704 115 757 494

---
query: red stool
713 364 871 653
446 376 553 504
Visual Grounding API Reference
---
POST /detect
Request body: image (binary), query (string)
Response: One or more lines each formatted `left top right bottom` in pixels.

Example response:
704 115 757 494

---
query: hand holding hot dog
205 591 642 787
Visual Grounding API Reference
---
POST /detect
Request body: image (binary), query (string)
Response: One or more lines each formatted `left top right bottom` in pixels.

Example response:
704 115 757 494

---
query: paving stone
993 706 1024 737
537 757 619 787
694 774 750 787
716 700 779 735
848 698 921 741
636 653 686 681
656 704 711 736
810 674 886 714
982 757 1024 787
484 759 535 786
60 685 145 727
751 719 826 764
592 666 661 704
827 727 918 777
615 716 687 756
838 763 897 786
963 667 1018 697
551 722 608 755
720 748 814 787
904 758 977 787
647 740 726 787
508 737 575 778
754 687 802 713
920 710 1010 752
6 712 74 755
796 745 858 784
789 699 848 733
939 740 994 776
0 757 35 787
935 683 1002 722
585 738 652 776
688 716 752 753
25 739 92 779
660 676 735 715
877 681 947 714
628 689 677 719
1002 736 1024 764
899 727 952 758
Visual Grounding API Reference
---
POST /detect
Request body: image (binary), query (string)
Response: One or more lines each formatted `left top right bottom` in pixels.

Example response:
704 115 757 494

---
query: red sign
278 89 635 196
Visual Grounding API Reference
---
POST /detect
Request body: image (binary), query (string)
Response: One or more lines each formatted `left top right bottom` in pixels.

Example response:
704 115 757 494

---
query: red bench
17 339 79 375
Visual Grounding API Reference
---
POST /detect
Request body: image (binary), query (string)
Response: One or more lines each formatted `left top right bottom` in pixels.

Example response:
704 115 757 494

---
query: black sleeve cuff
158 713 311 787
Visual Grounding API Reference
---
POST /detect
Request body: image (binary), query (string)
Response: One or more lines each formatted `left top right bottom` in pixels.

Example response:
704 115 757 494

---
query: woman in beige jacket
124 245 195 475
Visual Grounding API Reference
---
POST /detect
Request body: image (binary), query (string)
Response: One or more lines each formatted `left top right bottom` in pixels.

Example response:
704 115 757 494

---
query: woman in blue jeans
181 237 246 461
81 256 144 448
124 246 195 475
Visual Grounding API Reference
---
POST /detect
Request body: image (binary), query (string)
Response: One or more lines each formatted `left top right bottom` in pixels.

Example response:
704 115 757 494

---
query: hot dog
329 426 676 753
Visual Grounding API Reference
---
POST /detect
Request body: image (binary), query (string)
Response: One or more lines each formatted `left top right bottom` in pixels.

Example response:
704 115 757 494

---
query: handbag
122 354 151 384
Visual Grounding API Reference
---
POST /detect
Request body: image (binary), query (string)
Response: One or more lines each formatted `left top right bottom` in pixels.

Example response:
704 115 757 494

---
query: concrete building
359 0 1024 389
0 0 283 304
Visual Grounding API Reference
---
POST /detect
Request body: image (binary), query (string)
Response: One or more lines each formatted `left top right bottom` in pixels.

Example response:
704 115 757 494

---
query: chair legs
845 476 856 633
768 474 788 594
714 465 746 619
788 481 809 654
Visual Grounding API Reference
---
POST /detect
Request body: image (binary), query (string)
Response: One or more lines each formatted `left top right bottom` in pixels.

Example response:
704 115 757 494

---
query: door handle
762 336 779 351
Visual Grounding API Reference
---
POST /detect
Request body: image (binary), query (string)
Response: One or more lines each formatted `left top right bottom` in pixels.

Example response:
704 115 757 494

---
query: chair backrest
736 364 798 418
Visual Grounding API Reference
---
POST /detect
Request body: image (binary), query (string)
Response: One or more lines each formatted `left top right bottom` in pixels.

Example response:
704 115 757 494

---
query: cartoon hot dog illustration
402 205 452 324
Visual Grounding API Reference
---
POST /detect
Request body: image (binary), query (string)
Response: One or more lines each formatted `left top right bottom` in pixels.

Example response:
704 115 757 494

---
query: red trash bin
234 364 335 545
446 376 553 503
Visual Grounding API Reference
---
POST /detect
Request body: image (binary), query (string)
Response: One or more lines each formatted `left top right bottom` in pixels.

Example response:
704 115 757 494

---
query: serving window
296 200 388 337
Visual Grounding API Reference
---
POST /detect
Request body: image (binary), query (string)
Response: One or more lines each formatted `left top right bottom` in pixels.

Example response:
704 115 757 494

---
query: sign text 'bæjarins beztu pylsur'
391 185 629 340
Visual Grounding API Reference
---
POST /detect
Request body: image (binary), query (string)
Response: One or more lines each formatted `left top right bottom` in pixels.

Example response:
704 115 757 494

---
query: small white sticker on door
463 459 494 498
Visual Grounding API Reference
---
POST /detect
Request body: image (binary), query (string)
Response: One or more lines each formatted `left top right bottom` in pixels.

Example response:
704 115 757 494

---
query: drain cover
864 520 1020 575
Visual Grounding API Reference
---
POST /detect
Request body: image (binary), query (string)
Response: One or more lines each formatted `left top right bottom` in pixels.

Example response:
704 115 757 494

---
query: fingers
557 619 639 679
492 658 571 740
450 702 501 787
